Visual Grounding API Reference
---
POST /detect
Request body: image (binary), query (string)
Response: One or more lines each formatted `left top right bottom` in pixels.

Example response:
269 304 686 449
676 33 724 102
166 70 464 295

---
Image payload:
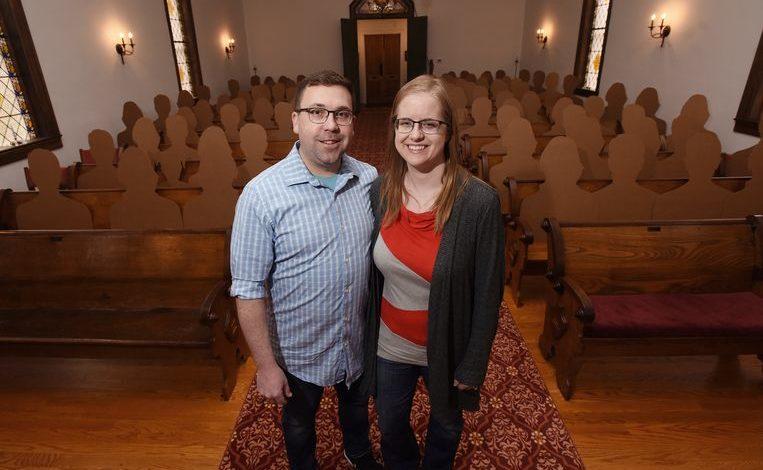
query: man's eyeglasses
393 118 448 134
296 107 354 126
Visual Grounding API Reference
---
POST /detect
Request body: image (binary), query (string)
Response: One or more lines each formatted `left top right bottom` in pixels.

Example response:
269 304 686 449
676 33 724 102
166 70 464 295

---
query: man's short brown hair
294 70 354 110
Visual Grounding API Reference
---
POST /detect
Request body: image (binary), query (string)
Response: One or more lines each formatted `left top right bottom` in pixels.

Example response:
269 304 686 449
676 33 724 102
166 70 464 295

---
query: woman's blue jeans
375 356 464 470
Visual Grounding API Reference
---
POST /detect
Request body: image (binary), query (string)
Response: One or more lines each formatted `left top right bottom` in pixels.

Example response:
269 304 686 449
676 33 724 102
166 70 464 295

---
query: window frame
733 29 763 137
0 0 62 167
573 0 614 97
163 0 204 97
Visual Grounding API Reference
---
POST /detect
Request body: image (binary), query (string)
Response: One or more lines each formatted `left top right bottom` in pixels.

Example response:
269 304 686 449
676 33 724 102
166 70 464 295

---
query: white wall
419 0 525 77
521 0 762 153
357 19 407 104
0 0 249 190
242 0 526 80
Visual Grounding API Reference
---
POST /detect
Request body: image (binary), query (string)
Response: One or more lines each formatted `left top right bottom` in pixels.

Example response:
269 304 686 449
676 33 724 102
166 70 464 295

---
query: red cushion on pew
588 292 763 337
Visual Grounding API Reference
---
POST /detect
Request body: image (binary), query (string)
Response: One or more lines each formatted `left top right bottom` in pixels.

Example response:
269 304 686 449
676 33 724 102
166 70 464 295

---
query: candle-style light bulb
128 31 133 39
120 32 125 40
651 14 656 21
661 12 666 19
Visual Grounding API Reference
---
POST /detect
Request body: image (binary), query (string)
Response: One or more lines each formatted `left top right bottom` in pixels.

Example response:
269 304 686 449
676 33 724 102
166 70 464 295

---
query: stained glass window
573 0 613 95
0 21 35 149
164 0 201 96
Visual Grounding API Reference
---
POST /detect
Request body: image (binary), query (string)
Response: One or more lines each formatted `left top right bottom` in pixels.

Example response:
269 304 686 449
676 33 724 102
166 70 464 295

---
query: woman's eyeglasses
393 118 448 134
296 107 354 126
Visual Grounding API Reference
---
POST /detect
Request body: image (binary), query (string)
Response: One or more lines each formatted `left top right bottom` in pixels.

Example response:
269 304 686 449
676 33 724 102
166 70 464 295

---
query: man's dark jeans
282 371 372 470
375 357 464 470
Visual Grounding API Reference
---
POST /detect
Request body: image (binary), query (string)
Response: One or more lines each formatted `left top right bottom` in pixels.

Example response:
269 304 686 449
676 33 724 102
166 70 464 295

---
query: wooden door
365 33 401 105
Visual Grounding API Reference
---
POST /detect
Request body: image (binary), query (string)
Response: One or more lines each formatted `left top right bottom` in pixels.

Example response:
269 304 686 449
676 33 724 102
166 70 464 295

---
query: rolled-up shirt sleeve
229 183 274 299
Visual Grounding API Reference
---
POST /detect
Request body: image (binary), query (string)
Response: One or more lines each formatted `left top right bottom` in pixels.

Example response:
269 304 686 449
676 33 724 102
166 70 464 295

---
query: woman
360 75 505 469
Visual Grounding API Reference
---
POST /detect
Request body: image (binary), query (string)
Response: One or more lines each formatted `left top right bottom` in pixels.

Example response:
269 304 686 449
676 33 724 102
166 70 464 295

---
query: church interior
0 0 762 468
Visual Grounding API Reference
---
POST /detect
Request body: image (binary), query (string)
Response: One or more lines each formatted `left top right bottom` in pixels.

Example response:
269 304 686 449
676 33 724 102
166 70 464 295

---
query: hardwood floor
1 277 762 469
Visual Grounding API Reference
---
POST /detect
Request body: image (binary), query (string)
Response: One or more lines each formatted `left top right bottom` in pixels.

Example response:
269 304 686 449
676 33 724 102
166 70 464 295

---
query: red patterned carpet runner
346 106 391 171
219 304 584 469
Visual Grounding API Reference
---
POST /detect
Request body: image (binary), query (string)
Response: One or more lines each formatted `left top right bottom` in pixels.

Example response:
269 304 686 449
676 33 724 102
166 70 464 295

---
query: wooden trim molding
0 0 62 167
734 29 763 137
163 0 204 96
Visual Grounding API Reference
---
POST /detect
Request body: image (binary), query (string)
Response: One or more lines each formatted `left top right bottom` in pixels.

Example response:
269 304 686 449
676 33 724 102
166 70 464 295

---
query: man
229 70 380 470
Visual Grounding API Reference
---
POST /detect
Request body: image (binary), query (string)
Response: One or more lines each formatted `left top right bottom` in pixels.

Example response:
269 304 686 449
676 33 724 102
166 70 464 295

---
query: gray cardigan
359 173 505 420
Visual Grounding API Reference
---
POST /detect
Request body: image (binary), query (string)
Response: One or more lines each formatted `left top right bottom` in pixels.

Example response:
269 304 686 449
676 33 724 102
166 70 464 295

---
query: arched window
164 0 203 96
0 0 61 167
573 0 613 95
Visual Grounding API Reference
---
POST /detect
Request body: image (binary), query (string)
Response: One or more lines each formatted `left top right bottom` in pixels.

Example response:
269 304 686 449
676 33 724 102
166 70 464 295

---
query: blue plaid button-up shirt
230 143 377 386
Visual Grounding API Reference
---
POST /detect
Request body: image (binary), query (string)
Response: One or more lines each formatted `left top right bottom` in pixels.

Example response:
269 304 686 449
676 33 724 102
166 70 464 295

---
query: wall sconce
536 29 548 48
648 13 671 47
116 31 135 64
225 38 236 59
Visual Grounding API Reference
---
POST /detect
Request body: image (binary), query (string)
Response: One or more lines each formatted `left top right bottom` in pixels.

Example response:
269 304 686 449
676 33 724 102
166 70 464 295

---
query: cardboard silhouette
271 82 286 102
165 114 199 163
544 97 573 135
490 117 543 212
602 82 627 134
519 69 531 82
217 93 231 111
231 96 248 127
510 78 530 101
562 75 583 105
723 120 763 216
622 104 661 179
253 97 276 128
653 131 730 219
531 70 546 93
251 75 261 86
193 99 215 132
521 136 597 245
177 107 200 147
594 134 655 221
177 90 195 109
78 130 122 189
496 69 507 79
132 117 161 163
184 126 238 229
17 149 93 229
564 104 609 179
228 79 240 98
153 94 171 139
491 78 508 98
117 101 143 148
264 76 275 86
252 84 272 103
285 86 297 103
236 123 272 185
481 105 522 155
156 147 190 188
198 85 211 102
110 146 183 229
542 72 563 115
521 91 543 123
494 90 513 108
478 71 492 88
271 102 297 140
668 94 710 152
635 87 667 135
220 103 242 143
238 91 254 121
462 97 496 137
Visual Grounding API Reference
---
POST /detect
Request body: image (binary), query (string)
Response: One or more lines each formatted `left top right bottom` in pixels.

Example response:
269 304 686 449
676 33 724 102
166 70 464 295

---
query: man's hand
256 364 292 405
453 379 477 392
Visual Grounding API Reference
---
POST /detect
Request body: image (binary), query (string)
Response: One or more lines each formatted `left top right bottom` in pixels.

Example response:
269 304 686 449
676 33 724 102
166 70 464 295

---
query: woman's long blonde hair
380 75 467 232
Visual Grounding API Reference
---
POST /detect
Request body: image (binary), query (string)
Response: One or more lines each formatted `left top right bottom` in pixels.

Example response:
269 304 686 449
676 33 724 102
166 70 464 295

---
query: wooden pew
539 216 763 399
0 187 246 229
0 229 249 400
502 176 752 305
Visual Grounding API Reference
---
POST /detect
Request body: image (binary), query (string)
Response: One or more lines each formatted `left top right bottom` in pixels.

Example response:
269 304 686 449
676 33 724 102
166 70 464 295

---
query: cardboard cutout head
519 69 531 82
511 79 530 100
133 117 160 161
584 96 605 120
153 94 171 131
563 75 581 97
253 97 275 128
272 101 296 140
220 103 241 143
228 79 240 98
521 91 543 123
17 148 93 229
177 90 195 109
193 99 215 132
532 70 546 92
198 85 211 102
177 107 199 146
